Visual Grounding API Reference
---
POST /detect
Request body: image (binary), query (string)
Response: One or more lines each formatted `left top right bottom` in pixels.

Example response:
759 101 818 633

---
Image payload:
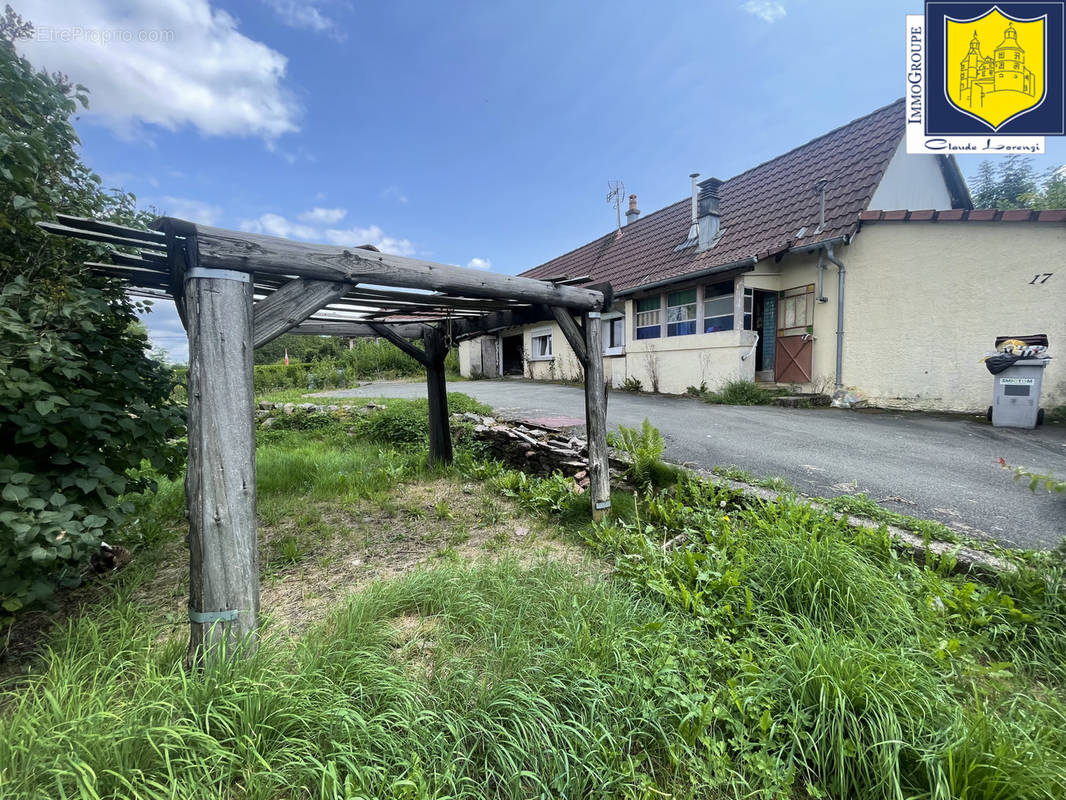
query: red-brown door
774 334 812 383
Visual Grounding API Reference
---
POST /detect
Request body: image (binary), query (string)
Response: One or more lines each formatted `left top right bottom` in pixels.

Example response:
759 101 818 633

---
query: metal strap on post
189 609 240 624
185 267 251 283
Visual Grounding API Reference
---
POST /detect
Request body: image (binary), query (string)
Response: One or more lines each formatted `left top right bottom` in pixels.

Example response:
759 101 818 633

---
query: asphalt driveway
316 379 1066 550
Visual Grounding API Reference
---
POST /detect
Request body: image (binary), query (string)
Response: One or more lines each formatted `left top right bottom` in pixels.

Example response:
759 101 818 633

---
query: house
458 99 1065 413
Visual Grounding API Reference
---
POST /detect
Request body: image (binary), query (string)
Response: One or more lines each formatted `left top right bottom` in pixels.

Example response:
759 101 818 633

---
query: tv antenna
606 180 625 232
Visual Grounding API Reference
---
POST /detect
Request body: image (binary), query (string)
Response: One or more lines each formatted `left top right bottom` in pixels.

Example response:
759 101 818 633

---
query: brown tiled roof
860 208 1066 222
521 100 908 293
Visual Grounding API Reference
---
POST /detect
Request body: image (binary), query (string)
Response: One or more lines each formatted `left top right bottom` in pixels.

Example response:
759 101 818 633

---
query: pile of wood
453 412 625 490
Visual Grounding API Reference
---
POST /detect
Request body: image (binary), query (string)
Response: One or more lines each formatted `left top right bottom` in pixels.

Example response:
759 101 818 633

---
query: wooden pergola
39 214 614 664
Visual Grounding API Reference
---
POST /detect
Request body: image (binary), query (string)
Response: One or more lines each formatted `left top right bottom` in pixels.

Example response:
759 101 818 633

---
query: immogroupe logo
928 2 1064 135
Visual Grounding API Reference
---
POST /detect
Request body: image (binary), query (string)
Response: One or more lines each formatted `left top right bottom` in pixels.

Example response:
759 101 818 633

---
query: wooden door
775 335 812 383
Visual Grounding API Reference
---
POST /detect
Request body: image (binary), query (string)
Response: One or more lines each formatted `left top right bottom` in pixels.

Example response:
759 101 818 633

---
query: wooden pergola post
582 312 610 521
551 307 610 520
423 326 454 465
184 266 259 666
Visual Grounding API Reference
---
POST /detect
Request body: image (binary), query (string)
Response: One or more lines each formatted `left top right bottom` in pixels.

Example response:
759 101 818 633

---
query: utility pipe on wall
739 332 760 379
823 242 846 390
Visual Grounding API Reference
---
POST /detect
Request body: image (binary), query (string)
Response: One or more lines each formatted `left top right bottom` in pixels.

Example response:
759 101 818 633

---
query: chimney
697 177 723 250
686 172 700 242
626 194 640 225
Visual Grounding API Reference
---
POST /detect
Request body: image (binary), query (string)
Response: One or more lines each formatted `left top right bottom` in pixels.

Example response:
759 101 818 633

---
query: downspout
823 242 846 390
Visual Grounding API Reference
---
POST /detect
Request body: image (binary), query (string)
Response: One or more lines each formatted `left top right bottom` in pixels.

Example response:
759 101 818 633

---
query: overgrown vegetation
4 397 1066 799
608 418 681 489
0 13 184 621
174 340 461 396
700 378 777 405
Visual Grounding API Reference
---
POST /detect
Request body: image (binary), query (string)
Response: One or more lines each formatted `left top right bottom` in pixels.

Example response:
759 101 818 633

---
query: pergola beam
287 320 430 338
252 278 353 348
187 221 606 311
366 322 431 365
549 307 588 365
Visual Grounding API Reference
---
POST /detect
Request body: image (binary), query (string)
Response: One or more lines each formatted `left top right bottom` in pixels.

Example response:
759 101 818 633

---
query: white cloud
323 225 415 257
15 0 300 140
466 258 491 271
298 207 347 225
240 210 416 256
261 0 343 39
158 196 222 225
381 185 409 204
240 212 318 240
741 1 786 23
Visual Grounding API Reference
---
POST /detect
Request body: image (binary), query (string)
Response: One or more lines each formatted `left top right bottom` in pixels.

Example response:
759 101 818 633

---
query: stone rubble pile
255 400 384 428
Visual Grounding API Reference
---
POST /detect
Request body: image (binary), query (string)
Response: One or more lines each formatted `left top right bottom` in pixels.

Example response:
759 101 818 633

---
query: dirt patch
133 478 591 641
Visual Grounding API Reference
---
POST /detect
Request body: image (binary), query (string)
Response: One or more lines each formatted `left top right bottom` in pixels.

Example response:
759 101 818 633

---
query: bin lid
995 333 1048 348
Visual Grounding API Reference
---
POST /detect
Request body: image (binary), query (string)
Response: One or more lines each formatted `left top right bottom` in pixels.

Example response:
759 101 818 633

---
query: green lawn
2 396 1065 799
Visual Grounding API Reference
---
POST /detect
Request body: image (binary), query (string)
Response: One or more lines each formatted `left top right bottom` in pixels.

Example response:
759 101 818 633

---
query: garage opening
501 333 524 375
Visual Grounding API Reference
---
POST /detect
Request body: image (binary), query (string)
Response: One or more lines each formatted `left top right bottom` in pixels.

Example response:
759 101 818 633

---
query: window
635 296 661 340
529 328 553 360
779 285 814 336
666 289 697 336
703 280 733 333
702 281 753 332
603 314 625 356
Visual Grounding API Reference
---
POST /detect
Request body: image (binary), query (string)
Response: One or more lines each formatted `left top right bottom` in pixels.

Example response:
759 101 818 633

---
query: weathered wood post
583 312 611 521
423 325 453 465
184 266 259 666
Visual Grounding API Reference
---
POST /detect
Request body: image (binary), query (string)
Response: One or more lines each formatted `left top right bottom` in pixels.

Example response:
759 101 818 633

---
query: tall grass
0 561 728 799
5 410 1066 800
576 475 1066 800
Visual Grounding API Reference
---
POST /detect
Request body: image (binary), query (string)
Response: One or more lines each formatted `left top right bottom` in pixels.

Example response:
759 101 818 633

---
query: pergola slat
38 221 169 251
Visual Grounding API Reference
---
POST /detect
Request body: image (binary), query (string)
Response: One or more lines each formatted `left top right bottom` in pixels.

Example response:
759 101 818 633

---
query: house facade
459 100 1065 413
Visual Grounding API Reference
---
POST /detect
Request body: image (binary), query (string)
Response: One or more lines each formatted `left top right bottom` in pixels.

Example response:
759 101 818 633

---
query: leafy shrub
352 394 490 450
685 381 709 398
620 376 643 392
0 25 185 620
704 378 773 405
608 418 680 489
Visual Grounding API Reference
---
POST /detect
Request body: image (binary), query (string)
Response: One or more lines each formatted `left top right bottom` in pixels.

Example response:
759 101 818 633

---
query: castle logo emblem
945 7 1046 130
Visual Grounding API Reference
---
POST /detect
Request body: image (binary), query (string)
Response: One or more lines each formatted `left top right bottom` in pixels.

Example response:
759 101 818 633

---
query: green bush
353 394 491 450
0 23 185 620
704 378 774 405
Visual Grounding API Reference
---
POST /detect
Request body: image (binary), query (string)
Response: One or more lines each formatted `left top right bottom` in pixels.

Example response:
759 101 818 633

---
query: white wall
843 222 1065 412
868 139 955 211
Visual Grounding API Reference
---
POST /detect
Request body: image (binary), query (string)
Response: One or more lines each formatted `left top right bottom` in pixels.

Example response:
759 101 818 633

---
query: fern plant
608 418 678 488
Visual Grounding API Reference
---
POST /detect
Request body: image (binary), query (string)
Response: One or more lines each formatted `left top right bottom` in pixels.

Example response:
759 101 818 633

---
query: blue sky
15 0 1066 362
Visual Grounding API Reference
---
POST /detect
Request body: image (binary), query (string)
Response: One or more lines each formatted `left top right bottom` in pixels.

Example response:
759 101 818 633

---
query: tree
0 8 185 620
969 156 1066 209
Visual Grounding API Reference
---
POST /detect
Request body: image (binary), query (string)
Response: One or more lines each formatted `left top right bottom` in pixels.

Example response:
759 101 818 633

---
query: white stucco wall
624 325 756 393
842 221 1065 412
868 139 955 211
